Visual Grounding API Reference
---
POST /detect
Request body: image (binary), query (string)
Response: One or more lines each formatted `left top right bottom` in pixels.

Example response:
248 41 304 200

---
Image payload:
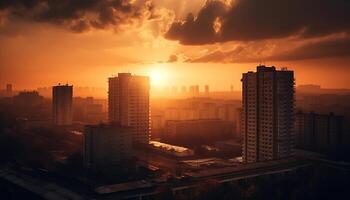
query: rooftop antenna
258 60 265 67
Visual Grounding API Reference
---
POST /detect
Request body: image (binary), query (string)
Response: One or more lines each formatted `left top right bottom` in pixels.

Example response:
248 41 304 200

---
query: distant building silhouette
205 85 209 96
189 85 200 97
189 85 195 97
171 86 178 94
83 124 133 172
181 86 187 94
297 84 321 94
108 73 150 144
13 91 43 106
72 96 106 124
242 65 295 163
6 84 12 96
52 84 73 125
194 85 200 96
13 91 45 119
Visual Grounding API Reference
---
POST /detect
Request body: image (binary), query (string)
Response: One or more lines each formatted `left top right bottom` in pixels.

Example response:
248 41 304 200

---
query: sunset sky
1 0 350 92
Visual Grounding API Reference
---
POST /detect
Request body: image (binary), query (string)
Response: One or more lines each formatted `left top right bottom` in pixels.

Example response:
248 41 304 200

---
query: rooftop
149 141 192 154
95 180 153 194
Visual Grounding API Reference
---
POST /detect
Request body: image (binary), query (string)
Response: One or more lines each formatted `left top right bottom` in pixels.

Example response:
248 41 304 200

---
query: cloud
188 44 260 63
165 0 227 45
0 0 153 32
165 0 350 45
269 37 350 61
188 36 350 63
168 54 178 62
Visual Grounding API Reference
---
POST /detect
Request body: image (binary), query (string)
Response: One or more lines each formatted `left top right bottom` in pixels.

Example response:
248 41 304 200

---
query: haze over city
0 1 350 200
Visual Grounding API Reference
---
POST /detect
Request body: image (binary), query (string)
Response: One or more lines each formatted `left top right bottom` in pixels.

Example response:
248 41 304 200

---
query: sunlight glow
149 65 168 86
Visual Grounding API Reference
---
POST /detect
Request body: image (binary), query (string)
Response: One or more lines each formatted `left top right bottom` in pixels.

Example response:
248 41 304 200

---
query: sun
150 70 163 85
149 66 168 86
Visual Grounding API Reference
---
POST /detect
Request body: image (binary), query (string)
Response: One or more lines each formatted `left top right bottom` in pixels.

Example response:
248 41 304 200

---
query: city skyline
2 78 350 99
1 61 350 92
0 1 349 199
1 64 349 199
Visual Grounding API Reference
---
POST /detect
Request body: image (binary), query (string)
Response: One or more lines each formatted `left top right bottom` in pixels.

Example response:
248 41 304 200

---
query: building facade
108 73 150 144
83 124 133 172
52 84 73 125
235 107 242 139
295 111 344 152
164 119 234 146
242 66 295 163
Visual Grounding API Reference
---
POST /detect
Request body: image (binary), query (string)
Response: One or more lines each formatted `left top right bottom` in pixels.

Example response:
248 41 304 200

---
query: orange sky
0 0 350 93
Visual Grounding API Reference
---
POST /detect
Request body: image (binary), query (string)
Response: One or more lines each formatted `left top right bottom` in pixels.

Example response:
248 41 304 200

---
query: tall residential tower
242 66 295 163
53 84 73 125
108 73 150 144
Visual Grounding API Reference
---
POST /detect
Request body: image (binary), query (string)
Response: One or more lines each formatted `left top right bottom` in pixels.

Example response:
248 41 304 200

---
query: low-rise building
83 124 133 172
295 111 344 152
164 119 234 146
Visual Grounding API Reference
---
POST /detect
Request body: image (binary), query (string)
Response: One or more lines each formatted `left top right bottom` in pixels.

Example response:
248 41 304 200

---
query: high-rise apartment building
242 65 295 163
83 124 132 172
194 85 200 97
189 85 200 97
53 84 73 125
189 86 195 97
108 73 150 144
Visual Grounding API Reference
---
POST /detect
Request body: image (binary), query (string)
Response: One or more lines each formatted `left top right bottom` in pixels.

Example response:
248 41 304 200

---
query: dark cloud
168 54 178 62
269 37 350 61
0 0 153 32
188 45 258 63
165 0 227 45
189 37 350 63
165 0 350 45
